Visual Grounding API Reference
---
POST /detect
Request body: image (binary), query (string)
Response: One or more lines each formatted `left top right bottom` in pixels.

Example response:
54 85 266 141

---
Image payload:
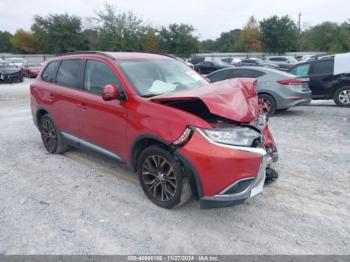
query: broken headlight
200 127 261 147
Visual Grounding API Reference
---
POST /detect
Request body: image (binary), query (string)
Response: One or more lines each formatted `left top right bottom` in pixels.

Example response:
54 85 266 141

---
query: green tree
158 23 199 57
199 39 216 52
215 29 241 52
11 30 42 54
93 4 146 51
0 31 13 53
260 15 298 53
31 14 84 53
234 16 262 52
303 21 350 52
141 28 160 53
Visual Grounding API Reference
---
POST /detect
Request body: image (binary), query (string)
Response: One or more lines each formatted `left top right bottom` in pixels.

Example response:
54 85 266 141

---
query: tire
258 93 276 116
333 86 350 107
39 114 69 154
137 145 192 209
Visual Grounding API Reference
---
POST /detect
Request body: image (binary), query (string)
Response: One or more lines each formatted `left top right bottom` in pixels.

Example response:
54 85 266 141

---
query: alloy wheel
338 89 350 105
142 155 177 202
41 119 57 152
259 97 272 111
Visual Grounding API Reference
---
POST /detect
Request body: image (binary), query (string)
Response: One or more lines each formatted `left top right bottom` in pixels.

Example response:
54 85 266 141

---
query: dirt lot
0 79 349 255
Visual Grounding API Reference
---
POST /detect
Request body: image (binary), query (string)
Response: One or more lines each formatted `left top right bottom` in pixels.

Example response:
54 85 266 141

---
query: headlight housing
200 126 261 147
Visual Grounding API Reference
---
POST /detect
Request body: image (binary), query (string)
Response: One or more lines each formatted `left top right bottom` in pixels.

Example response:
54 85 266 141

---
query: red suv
30 52 278 209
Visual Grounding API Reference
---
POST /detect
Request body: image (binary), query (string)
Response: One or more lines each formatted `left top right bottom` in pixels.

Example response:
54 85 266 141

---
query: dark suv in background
289 56 350 107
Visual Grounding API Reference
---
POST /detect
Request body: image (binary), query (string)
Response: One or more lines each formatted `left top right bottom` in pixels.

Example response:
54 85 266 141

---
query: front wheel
137 145 192 209
334 86 350 107
258 94 276 116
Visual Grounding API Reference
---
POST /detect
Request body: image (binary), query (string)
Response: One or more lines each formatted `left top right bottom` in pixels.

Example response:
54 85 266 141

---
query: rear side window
56 60 83 89
312 60 334 75
232 69 264 78
42 61 60 83
290 63 310 76
208 69 232 82
84 60 121 94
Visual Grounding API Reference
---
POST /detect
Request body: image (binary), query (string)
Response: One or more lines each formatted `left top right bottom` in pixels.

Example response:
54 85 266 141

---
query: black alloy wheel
137 145 191 209
39 114 69 154
142 155 177 202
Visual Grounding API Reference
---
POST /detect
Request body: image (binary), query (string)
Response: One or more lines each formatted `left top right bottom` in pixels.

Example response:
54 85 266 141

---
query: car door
42 59 84 137
308 59 334 98
77 58 128 160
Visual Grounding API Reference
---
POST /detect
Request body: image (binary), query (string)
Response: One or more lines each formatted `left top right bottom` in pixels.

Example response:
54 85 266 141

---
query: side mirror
102 84 120 101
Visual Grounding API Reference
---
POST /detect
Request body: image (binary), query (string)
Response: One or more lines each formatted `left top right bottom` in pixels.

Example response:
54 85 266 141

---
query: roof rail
55 51 116 59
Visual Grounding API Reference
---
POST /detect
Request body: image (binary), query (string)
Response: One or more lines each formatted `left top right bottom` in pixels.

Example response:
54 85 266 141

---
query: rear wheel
258 94 276 115
137 145 192 209
334 86 350 107
39 114 69 154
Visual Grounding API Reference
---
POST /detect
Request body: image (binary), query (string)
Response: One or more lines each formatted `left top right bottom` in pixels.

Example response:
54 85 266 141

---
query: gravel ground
0 79 349 255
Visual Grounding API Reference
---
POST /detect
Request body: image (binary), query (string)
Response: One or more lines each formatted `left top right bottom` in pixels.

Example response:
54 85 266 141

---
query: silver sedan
207 66 312 115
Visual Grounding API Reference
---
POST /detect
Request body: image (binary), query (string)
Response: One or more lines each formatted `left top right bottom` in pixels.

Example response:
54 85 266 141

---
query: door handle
48 93 55 102
80 102 88 110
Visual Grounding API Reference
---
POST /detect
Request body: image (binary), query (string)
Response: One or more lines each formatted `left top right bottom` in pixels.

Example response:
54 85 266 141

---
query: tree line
1 4 350 56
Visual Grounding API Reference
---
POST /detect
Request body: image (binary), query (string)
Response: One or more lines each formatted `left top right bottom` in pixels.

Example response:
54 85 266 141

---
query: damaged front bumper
177 127 278 209
199 151 277 209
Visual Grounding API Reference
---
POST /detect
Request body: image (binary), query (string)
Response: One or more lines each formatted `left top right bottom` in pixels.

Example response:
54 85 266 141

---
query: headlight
200 127 261 147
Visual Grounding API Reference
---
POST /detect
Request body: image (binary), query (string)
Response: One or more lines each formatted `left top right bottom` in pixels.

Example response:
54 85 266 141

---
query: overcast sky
0 0 348 40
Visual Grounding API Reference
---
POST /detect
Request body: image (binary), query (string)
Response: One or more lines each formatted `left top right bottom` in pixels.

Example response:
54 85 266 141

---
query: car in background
30 51 278 209
265 56 298 71
0 61 23 83
5 58 26 68
21 61 44 78
289 53 350 107
173 56 195 69
194 58 231 75
207 66 311 115
187 57 205 65
235 58 279 70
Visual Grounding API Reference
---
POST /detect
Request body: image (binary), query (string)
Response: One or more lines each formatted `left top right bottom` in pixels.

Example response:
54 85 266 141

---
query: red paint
30 52 278 197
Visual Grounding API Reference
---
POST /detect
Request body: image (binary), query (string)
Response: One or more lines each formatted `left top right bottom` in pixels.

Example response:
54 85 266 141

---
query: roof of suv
56 51 170 60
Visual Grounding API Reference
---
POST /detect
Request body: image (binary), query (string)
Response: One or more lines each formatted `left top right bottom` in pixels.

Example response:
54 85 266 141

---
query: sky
0 0 349 40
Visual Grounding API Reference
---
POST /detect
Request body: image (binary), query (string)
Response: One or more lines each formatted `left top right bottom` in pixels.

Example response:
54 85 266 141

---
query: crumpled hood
151 78 259 123
0 68 21 74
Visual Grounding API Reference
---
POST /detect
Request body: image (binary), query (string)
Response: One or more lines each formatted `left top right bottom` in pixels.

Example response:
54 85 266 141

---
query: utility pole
298 13 302 52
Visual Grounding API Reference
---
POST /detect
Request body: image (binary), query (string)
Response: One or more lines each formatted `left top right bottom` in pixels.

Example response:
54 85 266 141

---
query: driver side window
84 60 121 94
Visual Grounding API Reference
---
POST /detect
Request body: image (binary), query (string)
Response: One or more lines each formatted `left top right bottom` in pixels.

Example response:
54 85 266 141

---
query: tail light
277 79 305 85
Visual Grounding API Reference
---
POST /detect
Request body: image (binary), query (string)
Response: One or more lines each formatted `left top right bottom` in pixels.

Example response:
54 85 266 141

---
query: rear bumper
275 90 312 110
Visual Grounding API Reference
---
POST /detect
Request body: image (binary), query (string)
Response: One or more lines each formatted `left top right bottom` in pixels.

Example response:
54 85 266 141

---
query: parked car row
0 58 44 82
0 61 23 83
30 51 279 209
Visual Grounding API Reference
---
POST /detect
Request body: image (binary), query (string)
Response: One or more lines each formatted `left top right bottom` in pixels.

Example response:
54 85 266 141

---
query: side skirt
61 131 123 162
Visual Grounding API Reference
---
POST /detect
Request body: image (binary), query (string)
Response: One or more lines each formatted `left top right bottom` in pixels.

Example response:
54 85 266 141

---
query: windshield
0 63 16 69
117 59 208 97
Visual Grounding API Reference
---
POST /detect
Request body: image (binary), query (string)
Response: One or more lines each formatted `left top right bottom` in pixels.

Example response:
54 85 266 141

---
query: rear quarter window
42 61 60 83
312 60 334 75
